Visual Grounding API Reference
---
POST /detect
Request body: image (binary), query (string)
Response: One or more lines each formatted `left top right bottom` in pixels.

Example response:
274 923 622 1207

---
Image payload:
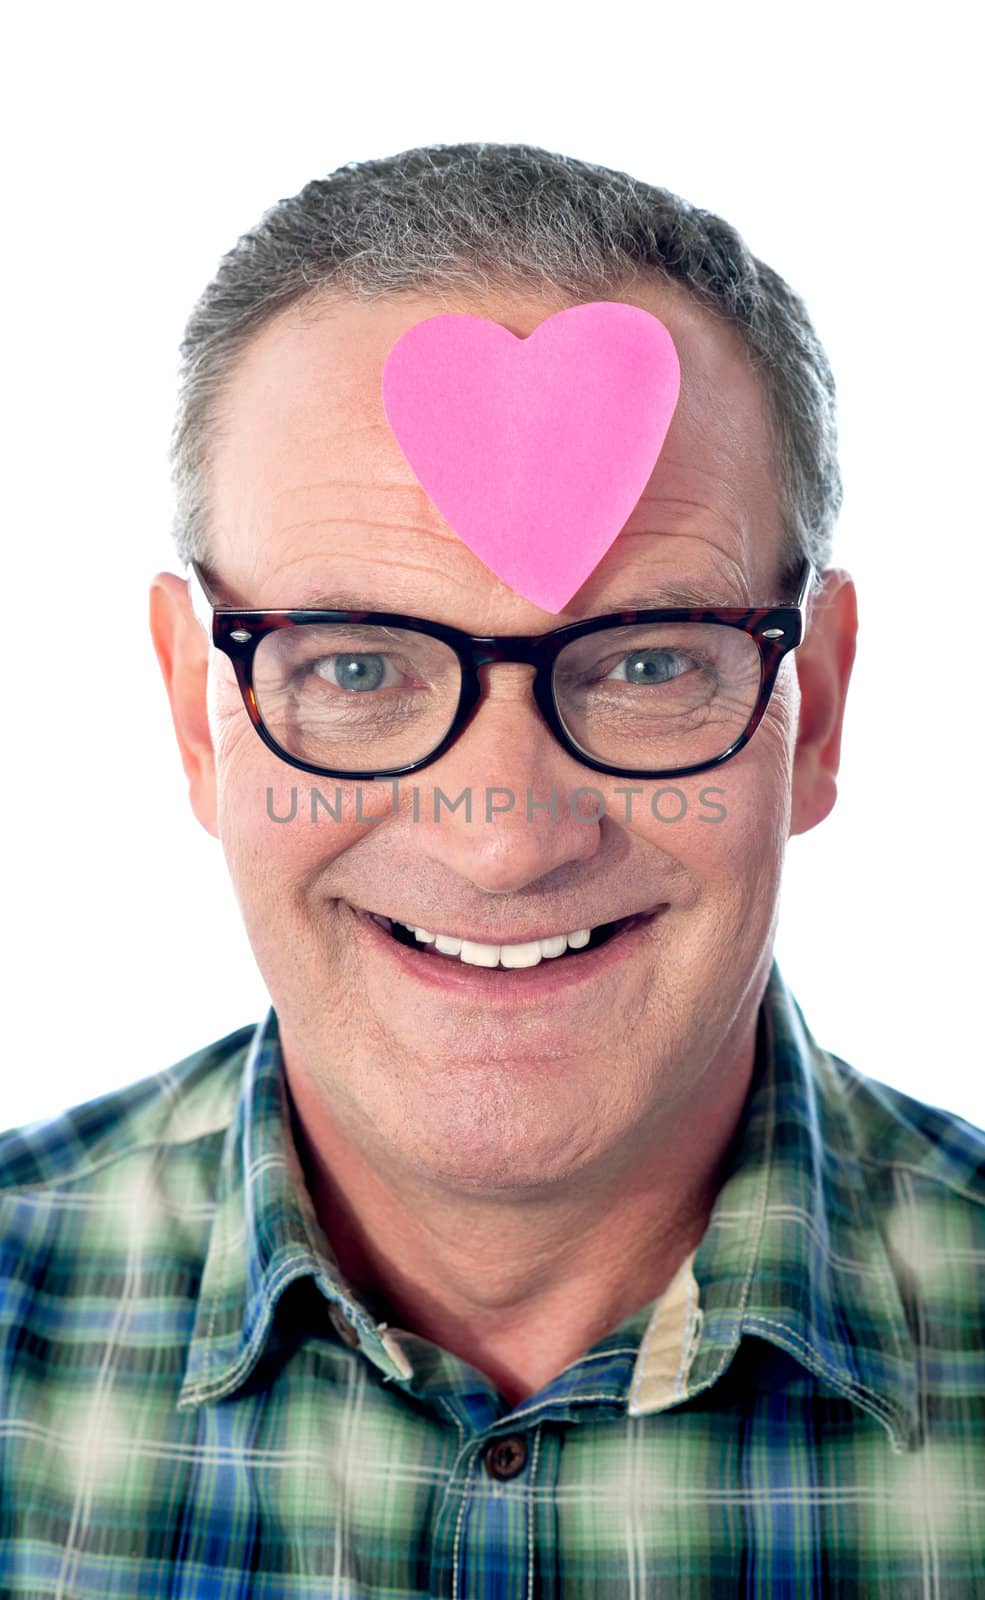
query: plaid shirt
1 962 983 1598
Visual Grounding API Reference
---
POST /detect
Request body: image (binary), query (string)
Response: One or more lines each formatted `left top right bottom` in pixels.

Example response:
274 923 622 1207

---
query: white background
3 2 982 1128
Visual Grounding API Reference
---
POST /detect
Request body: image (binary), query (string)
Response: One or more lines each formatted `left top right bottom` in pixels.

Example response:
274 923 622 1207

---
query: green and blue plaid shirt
1 962 983 1597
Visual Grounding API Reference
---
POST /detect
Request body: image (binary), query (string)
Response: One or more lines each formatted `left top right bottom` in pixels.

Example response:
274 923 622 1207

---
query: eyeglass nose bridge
440 636 586 784
457 638 565 734
467 636 557 669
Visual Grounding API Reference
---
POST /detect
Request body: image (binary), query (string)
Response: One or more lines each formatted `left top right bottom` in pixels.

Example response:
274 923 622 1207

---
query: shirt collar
176 1008 410 1413
178 963 918 1451
628 963 919 1452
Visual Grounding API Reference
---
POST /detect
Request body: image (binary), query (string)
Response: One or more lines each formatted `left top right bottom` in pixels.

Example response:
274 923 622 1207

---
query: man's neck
284 1036 756 1409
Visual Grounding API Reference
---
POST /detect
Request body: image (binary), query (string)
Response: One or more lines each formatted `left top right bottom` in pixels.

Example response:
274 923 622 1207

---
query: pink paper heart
381 301 680 613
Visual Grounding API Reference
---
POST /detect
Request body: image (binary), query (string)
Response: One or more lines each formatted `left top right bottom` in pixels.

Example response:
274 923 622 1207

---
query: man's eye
311 653 402 692
604 649 697 685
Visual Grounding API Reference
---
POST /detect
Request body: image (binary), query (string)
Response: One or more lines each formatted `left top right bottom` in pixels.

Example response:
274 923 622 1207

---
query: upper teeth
405 923 593 968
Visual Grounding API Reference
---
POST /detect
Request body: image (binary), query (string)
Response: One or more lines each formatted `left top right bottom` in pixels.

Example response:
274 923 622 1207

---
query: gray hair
170 141 842 584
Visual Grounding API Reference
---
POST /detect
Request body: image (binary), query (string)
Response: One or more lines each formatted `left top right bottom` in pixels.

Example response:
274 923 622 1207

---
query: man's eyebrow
612 584 743 609
209 579 388 612
288 589 391 611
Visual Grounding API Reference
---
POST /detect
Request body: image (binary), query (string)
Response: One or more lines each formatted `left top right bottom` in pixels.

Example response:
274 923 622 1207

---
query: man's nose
404 664 602 893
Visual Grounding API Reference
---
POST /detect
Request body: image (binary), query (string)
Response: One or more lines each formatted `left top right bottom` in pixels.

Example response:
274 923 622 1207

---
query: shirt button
483 1434 528 1480
327 1304 360 1348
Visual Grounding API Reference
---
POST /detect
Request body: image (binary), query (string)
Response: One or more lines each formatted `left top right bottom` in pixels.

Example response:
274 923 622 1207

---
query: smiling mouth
360 909 653 969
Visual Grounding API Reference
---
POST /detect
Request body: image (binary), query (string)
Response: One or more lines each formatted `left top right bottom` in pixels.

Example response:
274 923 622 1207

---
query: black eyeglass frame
186 557 816 781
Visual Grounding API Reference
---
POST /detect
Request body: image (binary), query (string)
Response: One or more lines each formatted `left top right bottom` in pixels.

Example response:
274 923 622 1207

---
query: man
1 143 982 1596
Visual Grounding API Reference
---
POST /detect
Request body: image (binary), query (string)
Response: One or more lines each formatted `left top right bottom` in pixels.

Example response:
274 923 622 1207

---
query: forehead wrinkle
276 513 462 545
293 559 478 608
630 473 757 527
256 544 492 612
617 514 755 593
269 474 455 536
621 503 734 538
272 475 421 497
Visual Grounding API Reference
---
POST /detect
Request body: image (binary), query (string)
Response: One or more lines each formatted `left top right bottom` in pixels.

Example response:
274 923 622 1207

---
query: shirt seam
0 1128 237 1196
525 1422 543 1600
741 1314 900 1415
852 1155 985 1209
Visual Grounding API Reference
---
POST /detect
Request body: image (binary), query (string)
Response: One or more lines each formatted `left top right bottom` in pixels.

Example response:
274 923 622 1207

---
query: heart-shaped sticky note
381 301 680 613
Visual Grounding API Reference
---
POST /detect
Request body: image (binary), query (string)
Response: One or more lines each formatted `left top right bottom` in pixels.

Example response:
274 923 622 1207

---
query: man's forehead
210 282 782 609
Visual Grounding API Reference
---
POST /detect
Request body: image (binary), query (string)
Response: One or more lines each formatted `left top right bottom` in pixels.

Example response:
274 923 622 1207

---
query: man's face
154 280 850 1195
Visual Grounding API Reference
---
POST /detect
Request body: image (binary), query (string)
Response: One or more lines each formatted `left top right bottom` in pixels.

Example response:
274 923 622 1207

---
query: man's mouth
352 908 654 970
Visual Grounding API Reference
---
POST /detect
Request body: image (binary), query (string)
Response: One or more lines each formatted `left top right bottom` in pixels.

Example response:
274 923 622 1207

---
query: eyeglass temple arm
795 556 817 610
186 560 219 637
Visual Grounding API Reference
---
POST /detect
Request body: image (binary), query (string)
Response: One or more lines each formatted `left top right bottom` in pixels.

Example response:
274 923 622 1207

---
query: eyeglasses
186 557 815 781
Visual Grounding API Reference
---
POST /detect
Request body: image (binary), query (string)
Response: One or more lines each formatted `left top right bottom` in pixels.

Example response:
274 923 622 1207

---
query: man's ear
789 568 858 836
149 572 219 839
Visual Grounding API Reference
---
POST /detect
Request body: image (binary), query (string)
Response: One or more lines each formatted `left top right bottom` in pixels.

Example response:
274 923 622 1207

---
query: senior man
2 143 983 1596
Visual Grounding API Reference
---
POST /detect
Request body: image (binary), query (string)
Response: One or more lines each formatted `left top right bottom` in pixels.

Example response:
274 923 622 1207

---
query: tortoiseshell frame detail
186 558 815 782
